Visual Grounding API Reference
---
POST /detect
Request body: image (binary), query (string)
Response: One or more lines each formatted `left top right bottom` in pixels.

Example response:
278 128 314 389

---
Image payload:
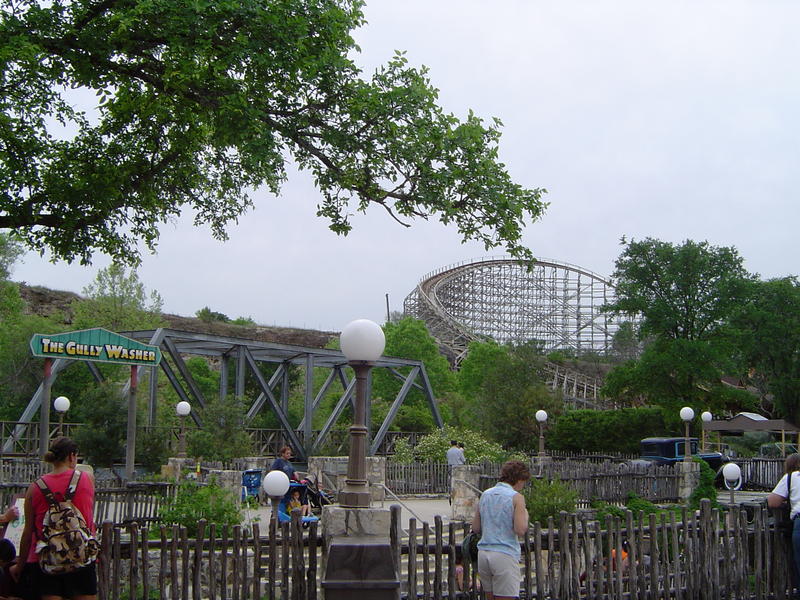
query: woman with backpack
9 437 98 600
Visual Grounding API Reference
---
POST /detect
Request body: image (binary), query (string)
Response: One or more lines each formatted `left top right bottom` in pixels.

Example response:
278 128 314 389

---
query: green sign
30 328 161 367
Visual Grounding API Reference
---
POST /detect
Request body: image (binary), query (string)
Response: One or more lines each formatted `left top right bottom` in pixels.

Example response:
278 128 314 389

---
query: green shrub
548 407 670 454
591 493 660 522
689 457 720 510
73 383 127 467
624 492 660 515
159 480 242 537
186 396 252 462
390 438 415 464
522 478 578 525
136 428 170 473
590 499 626 522
413 426 509 463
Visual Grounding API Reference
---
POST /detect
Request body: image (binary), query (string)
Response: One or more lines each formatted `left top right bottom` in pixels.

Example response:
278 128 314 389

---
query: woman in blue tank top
471 460 530 600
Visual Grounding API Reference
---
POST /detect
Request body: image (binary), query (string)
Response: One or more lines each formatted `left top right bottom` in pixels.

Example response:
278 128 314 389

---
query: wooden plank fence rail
93 482 178 525
97 501 793 600
387 462 451 495
736 457 785 490
388 460 681 500
0 458 45 483
477 462 681 505
0 482 177 526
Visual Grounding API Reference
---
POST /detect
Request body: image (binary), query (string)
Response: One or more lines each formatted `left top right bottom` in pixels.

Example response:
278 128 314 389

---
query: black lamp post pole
684 420 692 463
339 361 371 508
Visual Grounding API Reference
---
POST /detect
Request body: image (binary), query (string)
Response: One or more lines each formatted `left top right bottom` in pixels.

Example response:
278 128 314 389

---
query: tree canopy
71 263 165 330
371 317 454 431
603 238 755 411
730 277 800 422
0 0 546 265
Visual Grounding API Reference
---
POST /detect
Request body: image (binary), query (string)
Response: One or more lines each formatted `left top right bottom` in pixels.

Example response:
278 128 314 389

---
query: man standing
447 440 466 466
471 460 530 600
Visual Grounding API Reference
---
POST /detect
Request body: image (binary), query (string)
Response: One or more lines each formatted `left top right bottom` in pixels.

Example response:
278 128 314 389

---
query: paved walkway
244 495 453 530
244 489 769 531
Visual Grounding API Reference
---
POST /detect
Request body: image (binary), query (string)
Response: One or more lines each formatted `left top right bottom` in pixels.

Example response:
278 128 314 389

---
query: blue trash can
242 469 263 501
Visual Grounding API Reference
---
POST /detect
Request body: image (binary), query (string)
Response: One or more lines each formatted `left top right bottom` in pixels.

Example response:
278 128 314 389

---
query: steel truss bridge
404 256 626 407
4 329 443 461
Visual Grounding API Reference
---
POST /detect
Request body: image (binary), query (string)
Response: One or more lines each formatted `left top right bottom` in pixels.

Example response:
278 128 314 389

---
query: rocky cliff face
16 283 337 348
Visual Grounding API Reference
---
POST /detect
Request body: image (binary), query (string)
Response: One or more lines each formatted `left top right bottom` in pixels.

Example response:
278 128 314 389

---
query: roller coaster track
404 256 624 407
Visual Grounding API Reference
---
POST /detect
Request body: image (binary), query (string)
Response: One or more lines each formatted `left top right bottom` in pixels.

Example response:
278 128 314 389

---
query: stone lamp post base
321 506 400 600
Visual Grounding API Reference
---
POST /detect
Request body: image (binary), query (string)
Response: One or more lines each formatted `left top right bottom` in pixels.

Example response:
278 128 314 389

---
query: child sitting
287 489 310 517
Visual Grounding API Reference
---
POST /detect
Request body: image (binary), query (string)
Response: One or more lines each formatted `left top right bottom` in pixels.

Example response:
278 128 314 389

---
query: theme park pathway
246 496 453 530
244 489 769 531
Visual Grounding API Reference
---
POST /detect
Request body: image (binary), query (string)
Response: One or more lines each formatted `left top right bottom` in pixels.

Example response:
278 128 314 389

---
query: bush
689 457 720 510
73 384 127 467
390 438 415 464
522 478 578 525
591 492 660 523
412 426 509 463
186 395 252 462
548 407 670 454
135 428 170 473
159 480 242 537
624 492 660 516
590 499 626 522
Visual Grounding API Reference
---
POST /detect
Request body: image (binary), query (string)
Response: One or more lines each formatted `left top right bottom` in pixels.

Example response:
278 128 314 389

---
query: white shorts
477 549 521 597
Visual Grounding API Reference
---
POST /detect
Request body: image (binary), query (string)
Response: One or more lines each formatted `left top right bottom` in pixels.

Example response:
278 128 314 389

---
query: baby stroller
300 475 335 515
276 482 320 525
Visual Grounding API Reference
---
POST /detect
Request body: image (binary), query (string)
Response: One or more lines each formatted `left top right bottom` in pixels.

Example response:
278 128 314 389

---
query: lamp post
680 406 695 463
263 469 291 525
263 469 290 599
536 410 548 456
701 411 712 452
338 319 385 508
176 401 191 458
722 462 742 506
53 396 70 437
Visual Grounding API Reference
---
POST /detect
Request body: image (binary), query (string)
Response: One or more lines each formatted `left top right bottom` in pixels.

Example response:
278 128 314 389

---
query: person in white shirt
447 440 466 466
768 453 800 591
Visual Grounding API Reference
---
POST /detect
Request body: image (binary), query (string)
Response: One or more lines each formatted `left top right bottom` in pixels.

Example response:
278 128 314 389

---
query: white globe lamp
701 411 712 452
340 319 386 362
722 462 742 503
53 396 70 413
53 396 70 436
263 470 291 526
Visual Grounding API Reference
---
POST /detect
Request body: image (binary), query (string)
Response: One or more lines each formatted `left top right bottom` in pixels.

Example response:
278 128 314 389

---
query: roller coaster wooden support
405 256 629 408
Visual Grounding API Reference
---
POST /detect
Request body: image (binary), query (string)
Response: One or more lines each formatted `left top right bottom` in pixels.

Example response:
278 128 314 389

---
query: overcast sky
11 1 800 332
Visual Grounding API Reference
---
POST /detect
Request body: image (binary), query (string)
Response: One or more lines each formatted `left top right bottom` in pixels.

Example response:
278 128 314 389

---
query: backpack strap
65 470 82 502
35 477 58 507
35 470 82 505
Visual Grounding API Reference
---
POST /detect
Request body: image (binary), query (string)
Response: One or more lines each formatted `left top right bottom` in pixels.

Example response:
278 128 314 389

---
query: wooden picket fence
387 462 452 495
476 460 682 506
387 459 682 501
0 457 43 484
0 482 177 526
95 500 793 600
737 457 785 489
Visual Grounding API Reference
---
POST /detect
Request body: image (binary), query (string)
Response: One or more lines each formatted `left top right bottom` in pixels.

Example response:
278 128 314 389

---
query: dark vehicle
637 437 729 471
